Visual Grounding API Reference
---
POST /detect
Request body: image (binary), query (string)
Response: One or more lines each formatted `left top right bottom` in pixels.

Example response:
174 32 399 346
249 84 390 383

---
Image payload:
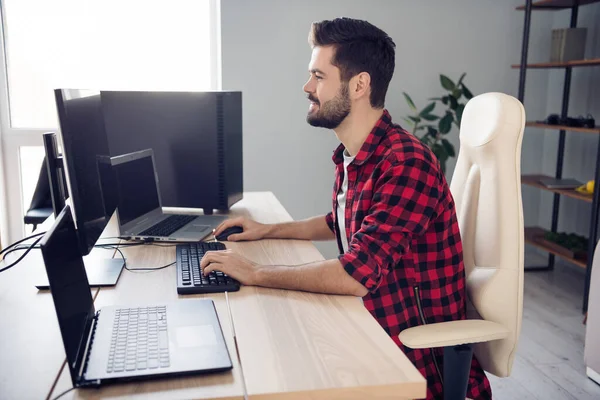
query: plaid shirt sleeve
325 212 335 233
339 159 441 293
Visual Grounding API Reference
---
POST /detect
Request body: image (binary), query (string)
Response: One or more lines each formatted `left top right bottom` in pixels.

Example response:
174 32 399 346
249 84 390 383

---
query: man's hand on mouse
213 217 270 242
201 249 262 286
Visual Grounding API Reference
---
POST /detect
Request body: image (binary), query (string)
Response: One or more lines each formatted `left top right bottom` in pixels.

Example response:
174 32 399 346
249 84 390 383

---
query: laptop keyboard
106 306 170 373
138 214 197 237
177 242 241 294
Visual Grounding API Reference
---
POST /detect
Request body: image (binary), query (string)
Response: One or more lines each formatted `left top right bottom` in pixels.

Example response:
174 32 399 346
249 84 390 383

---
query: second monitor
100 90 243 215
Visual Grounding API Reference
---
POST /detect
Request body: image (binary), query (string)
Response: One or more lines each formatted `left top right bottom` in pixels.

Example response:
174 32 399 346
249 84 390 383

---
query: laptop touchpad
175 325 218 348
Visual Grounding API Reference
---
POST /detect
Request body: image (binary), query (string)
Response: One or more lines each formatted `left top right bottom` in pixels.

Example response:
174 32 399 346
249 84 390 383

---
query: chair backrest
449 92 525 377
584 240 600 373
28 156 53 211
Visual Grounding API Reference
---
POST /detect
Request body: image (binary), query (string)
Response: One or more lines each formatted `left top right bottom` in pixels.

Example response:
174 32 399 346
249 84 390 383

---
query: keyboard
176 242 241 294
138 214 197 237
106 306 170 373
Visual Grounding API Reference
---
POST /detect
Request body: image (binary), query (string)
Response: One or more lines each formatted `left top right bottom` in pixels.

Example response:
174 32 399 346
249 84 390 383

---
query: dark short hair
308 17 396 109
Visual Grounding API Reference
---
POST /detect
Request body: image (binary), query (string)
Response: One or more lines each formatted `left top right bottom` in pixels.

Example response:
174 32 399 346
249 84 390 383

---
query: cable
125 261 176 273
102 245 176 273
50 386 75 400
0 236 179 274
0 231 45 257
0 235 44 273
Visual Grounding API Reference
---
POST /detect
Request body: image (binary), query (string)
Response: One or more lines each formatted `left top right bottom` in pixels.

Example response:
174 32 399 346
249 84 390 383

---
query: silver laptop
100 149 226 242
40 205 233 387
538 177 583 189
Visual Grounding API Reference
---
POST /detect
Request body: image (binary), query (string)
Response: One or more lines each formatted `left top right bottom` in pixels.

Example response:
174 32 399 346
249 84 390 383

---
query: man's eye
315 76 323 80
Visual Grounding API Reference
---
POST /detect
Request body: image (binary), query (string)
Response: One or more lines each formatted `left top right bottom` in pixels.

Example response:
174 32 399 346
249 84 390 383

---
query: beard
306 82 351 129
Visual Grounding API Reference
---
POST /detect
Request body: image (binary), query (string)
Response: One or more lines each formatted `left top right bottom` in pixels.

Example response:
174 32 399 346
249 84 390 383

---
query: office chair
23 157 54 231
584 239 600 384
399 92 525 400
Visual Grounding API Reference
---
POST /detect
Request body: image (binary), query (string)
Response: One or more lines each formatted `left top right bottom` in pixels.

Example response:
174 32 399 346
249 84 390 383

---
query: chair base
444 344 473 400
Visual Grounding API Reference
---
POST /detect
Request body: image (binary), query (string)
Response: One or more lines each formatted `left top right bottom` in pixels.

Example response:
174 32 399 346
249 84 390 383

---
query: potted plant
402 73 473 173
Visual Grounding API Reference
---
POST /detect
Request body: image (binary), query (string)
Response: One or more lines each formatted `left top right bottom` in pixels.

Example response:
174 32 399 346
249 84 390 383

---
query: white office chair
399 92 526 399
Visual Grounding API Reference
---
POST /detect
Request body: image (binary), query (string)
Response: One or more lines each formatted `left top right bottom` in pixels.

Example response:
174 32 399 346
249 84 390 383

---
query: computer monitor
45 89 124 287
54 89 113 254
100 90 243 215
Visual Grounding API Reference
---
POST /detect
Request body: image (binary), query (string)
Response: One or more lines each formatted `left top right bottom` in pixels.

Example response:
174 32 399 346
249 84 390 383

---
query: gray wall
537 4 600 265
221 0 554 259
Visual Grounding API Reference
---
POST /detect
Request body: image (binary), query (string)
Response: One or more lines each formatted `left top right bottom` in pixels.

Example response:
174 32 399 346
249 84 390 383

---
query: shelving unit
517 0 600 312
511 58 600 68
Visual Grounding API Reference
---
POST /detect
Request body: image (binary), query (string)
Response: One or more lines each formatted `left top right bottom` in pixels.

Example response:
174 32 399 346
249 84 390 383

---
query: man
201 17 492 399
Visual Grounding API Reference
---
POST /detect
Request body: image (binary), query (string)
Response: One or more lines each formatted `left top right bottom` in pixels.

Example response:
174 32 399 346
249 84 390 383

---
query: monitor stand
39 132 126 290
35 256 125 290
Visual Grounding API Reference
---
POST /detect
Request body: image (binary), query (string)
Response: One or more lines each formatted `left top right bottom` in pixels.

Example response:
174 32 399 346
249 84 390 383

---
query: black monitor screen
100 91 222 208
55 89 113 255
111 151 161 226
40 205 95 385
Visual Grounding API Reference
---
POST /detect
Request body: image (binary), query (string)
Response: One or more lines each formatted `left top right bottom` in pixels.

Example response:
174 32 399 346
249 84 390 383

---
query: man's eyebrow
309 68 326 76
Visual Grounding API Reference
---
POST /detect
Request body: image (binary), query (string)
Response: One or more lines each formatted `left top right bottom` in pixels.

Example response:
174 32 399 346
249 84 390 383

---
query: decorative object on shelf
576 180 595 195
542 231 589 261
550 27 587 62
402 73 473 173
538 113 596 128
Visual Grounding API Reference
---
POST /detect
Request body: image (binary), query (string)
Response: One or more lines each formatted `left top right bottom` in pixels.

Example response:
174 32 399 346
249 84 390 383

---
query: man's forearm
254 258 368 297
264 215 335 241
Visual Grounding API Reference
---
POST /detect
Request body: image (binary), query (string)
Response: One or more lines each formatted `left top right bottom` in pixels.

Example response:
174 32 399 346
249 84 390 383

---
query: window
4 0 217 129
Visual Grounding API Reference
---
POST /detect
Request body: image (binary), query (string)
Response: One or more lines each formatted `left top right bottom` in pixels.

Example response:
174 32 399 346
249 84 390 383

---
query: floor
488 257 600 400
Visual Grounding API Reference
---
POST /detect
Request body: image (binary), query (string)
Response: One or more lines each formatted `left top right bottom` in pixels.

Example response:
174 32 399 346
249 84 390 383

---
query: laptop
538 177 583 189
100 149 226 242
40 205 233 387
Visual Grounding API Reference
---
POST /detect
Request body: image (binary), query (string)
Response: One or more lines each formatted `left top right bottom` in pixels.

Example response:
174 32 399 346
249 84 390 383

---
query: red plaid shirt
325 110 491 399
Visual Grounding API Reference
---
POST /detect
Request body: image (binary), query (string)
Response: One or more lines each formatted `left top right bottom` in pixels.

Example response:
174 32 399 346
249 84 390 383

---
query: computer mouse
215 226 244 241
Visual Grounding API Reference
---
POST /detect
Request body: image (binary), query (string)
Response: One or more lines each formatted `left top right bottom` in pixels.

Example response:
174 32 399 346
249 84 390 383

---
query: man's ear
349 72 371 101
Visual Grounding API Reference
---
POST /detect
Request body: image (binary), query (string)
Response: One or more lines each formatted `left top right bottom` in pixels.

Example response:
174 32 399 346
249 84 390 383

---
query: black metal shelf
517 0 600 312
517 0 600 10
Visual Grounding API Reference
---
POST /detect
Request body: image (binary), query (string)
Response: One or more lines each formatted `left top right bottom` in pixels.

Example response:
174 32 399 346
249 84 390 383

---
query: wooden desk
37 192 426 399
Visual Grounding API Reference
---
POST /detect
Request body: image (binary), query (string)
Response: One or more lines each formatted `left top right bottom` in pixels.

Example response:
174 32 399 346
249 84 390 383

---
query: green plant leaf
401 117 414 126
440 75 456 91
452 88 462 99
409 116 421 123
462 84 473 99
403 92 417 110
456 104 465 124
427 126 438 137
449 96 458 110
415 125 426 131
421 113 439 121
457 73 466 87
419 135 431 146
428 97 443 101
438 113 453 134
419 102 436 117
441 139 456 157
441 96 449 105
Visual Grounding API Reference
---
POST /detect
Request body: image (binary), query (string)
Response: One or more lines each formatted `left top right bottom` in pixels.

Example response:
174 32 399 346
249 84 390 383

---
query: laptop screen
40 205 96 384
112 151 161 226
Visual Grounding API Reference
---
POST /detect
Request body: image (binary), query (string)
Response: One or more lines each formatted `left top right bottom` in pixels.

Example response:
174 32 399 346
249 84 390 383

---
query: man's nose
303 78 314 94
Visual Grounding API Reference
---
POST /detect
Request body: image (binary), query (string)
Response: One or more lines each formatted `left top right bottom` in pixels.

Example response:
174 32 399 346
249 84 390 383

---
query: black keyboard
176 242 241 294
139 215 197 237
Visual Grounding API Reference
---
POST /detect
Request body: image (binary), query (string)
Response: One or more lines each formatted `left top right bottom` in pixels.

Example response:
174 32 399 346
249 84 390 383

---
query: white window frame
0 0 222 246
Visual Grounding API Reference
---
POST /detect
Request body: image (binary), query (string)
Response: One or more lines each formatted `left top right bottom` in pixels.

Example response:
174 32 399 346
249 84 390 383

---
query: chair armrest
399 320 509 349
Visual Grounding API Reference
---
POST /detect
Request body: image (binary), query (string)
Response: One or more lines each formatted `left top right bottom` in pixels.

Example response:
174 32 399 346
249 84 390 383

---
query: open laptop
40 205 233 387
100 149 226 242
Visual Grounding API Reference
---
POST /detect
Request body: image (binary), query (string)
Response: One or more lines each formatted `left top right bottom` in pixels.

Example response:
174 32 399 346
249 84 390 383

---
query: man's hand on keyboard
201 249 262 285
